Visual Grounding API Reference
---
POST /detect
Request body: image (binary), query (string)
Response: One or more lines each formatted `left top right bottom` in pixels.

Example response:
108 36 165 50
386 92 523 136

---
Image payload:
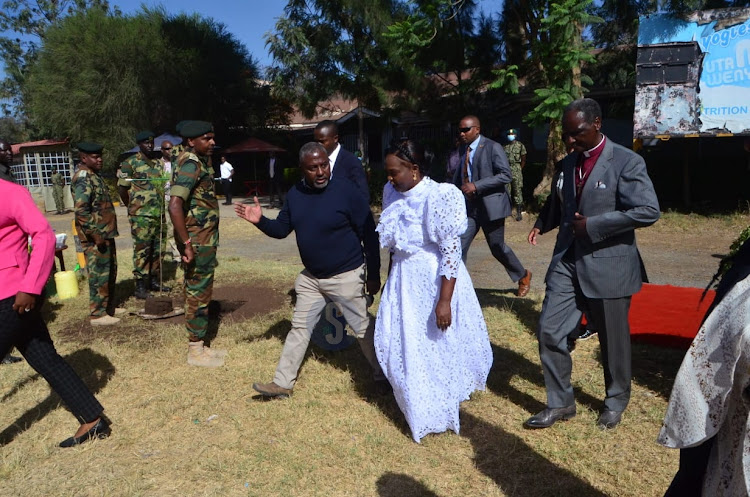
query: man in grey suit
525 98 660 430
453 115 532 297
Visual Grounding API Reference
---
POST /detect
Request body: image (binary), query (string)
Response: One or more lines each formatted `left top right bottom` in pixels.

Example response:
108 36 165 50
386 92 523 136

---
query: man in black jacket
235 142 383 398
313 120 369 201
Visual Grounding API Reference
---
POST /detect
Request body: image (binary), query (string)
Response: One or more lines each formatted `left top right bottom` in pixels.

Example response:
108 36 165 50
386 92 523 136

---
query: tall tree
24 8 273 168
384 0 502 119
0 0 113 115
495 0 601 203
266 0 399 156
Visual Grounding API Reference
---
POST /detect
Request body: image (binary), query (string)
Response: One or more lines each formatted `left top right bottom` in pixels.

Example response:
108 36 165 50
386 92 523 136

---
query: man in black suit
313 120 369 201
453 115 532 297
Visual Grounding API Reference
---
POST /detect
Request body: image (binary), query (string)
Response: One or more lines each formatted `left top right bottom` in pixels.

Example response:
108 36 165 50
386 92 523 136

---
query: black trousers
221 179 232 204
0 295 103 424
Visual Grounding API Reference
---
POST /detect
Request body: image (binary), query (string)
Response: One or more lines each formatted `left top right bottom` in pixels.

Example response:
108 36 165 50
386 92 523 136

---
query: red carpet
628 283 715 348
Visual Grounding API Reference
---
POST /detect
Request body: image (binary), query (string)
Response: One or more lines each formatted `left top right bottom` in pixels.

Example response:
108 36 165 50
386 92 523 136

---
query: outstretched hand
234 197 262 224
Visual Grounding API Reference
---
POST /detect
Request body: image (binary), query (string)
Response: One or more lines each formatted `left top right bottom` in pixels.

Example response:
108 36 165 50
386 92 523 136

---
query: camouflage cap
135 130 155 143
180 120 213 138
77 142 104 153
507 128 519 135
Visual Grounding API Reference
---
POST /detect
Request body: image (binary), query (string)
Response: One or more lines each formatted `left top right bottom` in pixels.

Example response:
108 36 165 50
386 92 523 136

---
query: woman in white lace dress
375 139 493 443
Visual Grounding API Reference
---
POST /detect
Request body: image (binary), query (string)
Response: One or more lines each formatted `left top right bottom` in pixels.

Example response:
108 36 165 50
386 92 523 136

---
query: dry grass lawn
0 213 708 497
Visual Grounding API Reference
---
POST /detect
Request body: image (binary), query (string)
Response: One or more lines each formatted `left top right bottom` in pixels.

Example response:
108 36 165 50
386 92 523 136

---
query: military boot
134 278 150 300
515 205 523 222
187 340 225 368
149 277 171 293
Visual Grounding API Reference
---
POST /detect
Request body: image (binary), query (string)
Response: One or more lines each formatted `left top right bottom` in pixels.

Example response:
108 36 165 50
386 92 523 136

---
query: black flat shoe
59 417 111 448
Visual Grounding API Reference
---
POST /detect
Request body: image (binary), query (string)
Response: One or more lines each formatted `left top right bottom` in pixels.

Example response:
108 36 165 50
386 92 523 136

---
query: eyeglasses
162 147 172 150
458 126 477 133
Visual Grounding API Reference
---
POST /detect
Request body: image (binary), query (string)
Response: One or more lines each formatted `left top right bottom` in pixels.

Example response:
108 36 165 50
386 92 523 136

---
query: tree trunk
532 118 567 206
357 106 365 160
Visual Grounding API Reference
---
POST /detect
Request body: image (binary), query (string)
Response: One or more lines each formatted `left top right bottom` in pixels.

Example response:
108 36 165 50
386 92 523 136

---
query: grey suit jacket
535 138 660 299
452 135 512 221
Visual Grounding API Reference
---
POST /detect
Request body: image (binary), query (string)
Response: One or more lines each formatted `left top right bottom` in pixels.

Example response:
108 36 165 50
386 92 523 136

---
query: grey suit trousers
460 203 526 283
537 252 632 411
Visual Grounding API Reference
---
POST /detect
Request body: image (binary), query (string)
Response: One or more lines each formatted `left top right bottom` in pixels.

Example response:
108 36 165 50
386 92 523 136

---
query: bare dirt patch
58 281 289 344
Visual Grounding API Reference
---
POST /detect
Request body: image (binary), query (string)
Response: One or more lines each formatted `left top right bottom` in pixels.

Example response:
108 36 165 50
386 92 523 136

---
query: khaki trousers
274 265 384 389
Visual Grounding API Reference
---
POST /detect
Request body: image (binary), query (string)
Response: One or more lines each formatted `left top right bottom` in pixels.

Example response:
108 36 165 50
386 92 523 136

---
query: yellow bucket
54 271 80 299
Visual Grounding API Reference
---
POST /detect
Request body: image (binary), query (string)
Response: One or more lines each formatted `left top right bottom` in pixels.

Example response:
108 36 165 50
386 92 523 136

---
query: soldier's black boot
515 205 523 221
134 278 150 300
149 277 171 293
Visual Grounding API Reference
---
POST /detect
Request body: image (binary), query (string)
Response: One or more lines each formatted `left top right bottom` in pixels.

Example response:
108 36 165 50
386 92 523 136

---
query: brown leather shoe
252 381 292 399
517 270 532 297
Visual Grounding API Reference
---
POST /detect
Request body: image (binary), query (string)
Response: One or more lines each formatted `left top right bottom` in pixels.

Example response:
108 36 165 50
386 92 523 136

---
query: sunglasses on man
458 126 477 133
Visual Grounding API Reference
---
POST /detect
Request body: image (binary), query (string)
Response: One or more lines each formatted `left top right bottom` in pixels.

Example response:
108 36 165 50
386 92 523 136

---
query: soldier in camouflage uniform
117 131 170 299
72 142 121 326
51 166 66 214
168 121 226 367
503 128 527 221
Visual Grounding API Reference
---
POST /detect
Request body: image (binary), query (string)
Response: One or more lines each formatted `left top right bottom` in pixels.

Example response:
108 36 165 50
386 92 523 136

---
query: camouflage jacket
72 168 118 242
117 151 166 218
503 140 527 168
170 150 219 246
51 172 65 187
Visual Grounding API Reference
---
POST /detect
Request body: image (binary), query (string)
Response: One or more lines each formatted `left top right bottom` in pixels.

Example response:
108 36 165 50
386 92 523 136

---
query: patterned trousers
182 245 217 340
82 239 117 317
129 215 165 279
510 162 524 206
0 295 103 423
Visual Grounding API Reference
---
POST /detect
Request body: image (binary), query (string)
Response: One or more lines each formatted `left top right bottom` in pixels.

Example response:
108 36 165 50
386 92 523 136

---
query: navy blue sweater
256 177 380 279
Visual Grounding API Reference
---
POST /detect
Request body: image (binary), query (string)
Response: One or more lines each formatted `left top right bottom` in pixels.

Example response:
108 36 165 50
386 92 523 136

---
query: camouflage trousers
82 239 117 317
510 163 524 207
129 215 166 279
53 185 64 212
181 244 217 340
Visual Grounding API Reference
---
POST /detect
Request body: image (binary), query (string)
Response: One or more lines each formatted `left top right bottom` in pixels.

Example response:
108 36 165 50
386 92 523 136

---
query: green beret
77 142 103 154
175 120 188 134
507 128 518 135
136 130 155 143
180 120 213 139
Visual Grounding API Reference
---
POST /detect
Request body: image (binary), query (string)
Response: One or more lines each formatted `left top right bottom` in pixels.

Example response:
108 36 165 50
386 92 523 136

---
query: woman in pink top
0 176 110 447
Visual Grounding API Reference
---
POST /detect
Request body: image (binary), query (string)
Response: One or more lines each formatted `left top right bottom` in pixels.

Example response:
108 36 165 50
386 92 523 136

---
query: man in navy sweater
235 142 384 398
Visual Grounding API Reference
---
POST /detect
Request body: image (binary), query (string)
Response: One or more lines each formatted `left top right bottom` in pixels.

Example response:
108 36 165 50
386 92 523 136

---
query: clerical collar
582 135 605 158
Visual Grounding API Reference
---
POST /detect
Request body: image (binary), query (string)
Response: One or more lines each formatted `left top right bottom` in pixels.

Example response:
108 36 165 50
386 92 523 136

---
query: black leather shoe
597 409 623 429
59 417 111 448
524 405 576 429
578 328 598 341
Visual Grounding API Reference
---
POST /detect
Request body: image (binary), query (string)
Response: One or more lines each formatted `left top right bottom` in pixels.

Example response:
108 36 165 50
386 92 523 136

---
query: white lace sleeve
426 182 468 280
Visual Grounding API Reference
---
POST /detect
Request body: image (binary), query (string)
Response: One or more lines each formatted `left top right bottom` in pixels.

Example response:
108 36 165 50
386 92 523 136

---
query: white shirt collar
583 135 605 158
328 143 341 177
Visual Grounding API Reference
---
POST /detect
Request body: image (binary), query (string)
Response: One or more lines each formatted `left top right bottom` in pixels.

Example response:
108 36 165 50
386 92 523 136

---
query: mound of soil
57 282 289 343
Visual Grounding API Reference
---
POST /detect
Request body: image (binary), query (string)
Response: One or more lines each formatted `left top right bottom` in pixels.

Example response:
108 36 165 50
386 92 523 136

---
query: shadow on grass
486 343 604 415
475 288 541 333
461 411 608 497
0 348 115 447
245 317 408 435
376 473 440 497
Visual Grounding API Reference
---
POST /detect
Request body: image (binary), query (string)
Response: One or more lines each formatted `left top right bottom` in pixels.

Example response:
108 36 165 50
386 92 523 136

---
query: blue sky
111 0 503 69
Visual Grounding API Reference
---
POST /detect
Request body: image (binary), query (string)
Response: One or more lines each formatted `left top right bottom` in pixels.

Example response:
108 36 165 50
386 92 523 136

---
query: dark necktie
462 147 471 184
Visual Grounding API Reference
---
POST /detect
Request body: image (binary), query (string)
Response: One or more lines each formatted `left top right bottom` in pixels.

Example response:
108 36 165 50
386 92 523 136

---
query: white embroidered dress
375 177 493 442
659 274 750 495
